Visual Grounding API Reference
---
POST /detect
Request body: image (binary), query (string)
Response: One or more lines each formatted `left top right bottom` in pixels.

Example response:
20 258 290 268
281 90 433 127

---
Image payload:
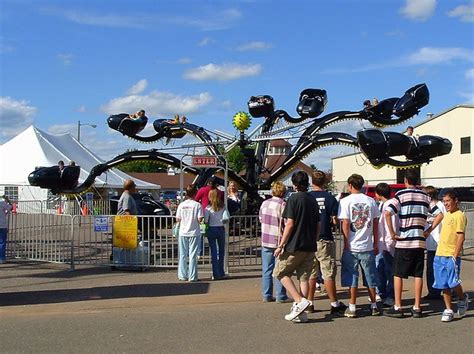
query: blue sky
1 0 473 170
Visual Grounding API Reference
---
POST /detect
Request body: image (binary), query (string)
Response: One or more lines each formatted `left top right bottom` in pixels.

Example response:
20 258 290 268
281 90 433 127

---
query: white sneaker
367 295 382 303
292 312 308 323
284 298 311 321
441 309 454 322
457 293 469 317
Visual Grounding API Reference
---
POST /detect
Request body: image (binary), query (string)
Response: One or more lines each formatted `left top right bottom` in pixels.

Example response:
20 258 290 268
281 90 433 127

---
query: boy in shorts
433 190 469 322
338 174 380 318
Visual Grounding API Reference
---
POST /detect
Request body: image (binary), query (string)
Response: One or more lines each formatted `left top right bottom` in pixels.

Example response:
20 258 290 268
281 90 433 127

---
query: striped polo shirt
385 188 430 249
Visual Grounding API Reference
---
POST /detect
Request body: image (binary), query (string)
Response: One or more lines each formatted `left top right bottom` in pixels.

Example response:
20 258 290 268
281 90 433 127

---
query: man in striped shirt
384 169 430 318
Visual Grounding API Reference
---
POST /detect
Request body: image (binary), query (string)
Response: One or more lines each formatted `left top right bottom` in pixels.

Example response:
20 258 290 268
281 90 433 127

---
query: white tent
0 125 160 201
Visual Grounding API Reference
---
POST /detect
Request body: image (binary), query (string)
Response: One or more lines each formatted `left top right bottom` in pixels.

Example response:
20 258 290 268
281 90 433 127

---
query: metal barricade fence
460 202 474 249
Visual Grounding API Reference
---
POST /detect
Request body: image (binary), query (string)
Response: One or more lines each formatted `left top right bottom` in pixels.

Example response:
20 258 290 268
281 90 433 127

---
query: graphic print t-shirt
309 190 338 241
338 193 380 252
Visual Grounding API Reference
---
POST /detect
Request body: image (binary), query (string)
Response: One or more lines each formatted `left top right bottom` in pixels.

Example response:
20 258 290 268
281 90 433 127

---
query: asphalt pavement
1 251 473 353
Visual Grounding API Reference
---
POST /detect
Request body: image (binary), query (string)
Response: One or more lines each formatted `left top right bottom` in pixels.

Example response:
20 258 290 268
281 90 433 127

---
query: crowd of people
260 169 469 323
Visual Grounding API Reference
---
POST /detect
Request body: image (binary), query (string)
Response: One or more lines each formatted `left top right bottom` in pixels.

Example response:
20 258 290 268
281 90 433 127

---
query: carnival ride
29 83 452 213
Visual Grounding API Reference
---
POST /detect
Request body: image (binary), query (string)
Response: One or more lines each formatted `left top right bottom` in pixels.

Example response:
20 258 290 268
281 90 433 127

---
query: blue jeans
426 250 441 296
207 226 226 279
0 228 7 261
178 235 200 281
375 251 394 301
261 247 287 301
341 250 378 288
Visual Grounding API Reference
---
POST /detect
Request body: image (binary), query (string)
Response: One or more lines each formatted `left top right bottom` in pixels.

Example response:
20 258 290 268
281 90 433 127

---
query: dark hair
407 126 414 130
312 170 326 188
347 174 364 190
404 169 419 185
443 189 458 201
375 183 391 199
423 185 438 199
363 100 371 106
139 110 145 113
291 171 309 191
186 184 197 198
58 160 64 166
207 177 217 188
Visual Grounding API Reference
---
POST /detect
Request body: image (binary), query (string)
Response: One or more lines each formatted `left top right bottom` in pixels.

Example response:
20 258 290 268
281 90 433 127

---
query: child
433 190 469 322
338 174 380 317
374 183 398 307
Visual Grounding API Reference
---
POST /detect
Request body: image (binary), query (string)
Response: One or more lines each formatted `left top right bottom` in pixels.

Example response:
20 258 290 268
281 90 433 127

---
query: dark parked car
110 192 171 216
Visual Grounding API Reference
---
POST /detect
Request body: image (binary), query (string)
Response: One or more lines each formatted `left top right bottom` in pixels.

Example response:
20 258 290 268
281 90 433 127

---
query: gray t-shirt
117 192 137 215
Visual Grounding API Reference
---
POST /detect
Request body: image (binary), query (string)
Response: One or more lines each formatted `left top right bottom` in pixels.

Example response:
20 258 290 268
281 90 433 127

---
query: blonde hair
228 181 237 193
208 189 223 211
271 181 286 198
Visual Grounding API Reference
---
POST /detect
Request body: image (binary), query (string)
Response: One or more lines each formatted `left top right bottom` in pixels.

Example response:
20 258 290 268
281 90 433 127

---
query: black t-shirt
282 191 320 252
309 190 338 241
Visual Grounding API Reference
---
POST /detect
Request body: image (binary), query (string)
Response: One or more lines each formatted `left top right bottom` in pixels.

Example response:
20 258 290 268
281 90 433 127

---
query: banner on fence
113 215 138 249
94 216 109 232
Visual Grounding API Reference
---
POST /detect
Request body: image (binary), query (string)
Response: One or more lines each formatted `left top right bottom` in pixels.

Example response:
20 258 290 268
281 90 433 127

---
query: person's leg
300 280 309 299
207 234 219 279
426 250 439 296
261 247 275 300
0 229 7 262
307 278 316 300
375 253 386 299
188 236 199 281
383 251 394 302
452 284 465 301
307 253 318 301
216 230 226 277
349 286 358 305
280 276 303 303
443 288 453 310
414 277 423 309
360 251 378 304
394 276 403 308
178 236 189 280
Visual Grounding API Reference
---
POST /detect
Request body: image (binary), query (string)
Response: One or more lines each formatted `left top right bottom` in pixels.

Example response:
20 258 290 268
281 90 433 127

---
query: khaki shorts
273 251 315 282
310 240 337 281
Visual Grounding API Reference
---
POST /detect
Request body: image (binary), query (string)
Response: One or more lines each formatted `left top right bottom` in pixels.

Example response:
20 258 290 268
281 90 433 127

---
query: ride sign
192 156 218 167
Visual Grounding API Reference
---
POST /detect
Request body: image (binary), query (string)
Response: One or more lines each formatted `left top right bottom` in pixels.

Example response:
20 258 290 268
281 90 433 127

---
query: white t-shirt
425 200 446 251
338 192 380 252
378 199 399 256
176 199 203 237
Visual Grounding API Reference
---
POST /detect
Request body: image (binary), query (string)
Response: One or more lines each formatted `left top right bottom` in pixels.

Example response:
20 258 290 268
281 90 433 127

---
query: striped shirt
259 197 285 248
385 188 429 249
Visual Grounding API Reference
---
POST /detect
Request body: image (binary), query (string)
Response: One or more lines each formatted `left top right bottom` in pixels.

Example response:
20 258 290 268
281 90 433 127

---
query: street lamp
77 120 97 142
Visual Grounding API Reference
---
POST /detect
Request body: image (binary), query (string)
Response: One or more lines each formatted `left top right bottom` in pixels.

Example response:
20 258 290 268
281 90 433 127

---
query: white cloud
400 0 437 21
466 68 474 80
448 2 474 22
406 47 474 65
47 123 77 136
126 79 148 95
198 37 214 46
177 58 192 64
57 53 73 66
184 63 262 81
101 90 213 116
0 97 37 140
236 41 272 51
76 105 86 113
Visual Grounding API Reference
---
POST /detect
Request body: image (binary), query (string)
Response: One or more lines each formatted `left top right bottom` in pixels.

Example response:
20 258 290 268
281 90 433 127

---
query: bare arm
274 218 294 257
423 213 444 238
372 217 379 255
341 219 350 250
453 232 465 259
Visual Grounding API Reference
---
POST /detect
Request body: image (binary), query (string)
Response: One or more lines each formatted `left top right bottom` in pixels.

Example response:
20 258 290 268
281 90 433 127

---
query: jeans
261 246 287 301
426 250 441 296
0 228 7 261
207 226 226 279
375 251 394 301
178 235 200 281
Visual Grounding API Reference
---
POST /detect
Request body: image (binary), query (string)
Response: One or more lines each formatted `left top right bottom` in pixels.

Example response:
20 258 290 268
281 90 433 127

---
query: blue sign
94 216 109 232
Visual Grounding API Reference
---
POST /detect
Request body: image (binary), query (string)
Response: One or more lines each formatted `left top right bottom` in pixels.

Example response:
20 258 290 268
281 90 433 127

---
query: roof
270 139 292 147
0 125 160 189
129 172 196 189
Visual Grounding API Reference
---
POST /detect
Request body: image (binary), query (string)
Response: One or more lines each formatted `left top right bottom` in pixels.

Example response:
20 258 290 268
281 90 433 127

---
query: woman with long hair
204 189 227 280
227 181 241 215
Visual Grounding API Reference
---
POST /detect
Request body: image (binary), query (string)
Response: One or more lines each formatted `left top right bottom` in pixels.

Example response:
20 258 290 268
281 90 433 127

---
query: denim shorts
341 250 378 288
433 256 462 289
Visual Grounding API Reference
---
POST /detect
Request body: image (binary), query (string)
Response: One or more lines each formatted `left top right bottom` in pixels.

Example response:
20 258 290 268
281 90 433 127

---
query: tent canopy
0 125 160 190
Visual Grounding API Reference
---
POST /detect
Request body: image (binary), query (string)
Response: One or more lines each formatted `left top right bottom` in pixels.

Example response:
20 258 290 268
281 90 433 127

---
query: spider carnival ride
29 83 452 214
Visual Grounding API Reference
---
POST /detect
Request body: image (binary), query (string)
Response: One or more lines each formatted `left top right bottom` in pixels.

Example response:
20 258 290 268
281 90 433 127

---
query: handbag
222 208 230 223
172 223 180 238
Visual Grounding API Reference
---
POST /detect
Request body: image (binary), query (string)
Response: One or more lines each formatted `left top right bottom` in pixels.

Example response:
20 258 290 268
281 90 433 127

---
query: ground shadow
0 282 210 307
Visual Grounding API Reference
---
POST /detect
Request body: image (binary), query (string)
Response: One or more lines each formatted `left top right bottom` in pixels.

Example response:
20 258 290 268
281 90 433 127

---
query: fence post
70 215 75 271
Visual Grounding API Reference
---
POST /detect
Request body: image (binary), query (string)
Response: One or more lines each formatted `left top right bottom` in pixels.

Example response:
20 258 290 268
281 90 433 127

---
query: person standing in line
195 177 223 211
433 190 469 322
423 186 445 300
273 171 320 323
338 174 380 318
176 185 203 282
0 195 13 264
117 179 137 215
384 169 430 318
227 181 241 216
307 170 347 315
204 189 227 280
374 183 398 307
259 181 288 303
